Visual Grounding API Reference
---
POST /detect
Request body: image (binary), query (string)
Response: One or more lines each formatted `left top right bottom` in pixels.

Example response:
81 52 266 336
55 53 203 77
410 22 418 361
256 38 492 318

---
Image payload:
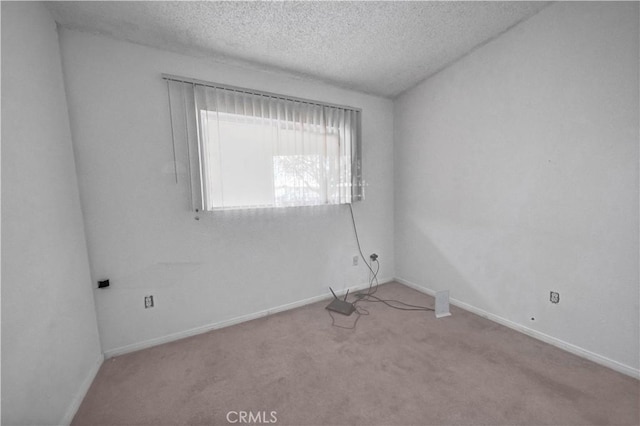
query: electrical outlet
144 295 154 309
550 291 559 304
352 256 359 266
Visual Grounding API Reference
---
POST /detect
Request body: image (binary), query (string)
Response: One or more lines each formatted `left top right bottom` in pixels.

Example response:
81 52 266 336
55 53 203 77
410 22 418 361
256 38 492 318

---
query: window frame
164 74 363 212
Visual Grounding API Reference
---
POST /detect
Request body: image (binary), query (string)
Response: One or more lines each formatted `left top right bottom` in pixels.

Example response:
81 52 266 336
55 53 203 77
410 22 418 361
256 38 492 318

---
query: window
165 75 362 211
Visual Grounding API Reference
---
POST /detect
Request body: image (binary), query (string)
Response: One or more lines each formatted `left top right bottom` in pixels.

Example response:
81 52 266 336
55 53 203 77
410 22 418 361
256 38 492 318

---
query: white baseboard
60 353 104 425
395 277 640 379
104 277 393 359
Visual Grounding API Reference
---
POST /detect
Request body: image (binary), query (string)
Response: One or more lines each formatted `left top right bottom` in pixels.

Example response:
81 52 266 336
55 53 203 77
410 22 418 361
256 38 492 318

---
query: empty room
2 1 639 425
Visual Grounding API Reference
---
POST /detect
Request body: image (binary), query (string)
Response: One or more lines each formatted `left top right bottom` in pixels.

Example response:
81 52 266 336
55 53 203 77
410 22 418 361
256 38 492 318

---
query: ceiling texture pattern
47 1 551 98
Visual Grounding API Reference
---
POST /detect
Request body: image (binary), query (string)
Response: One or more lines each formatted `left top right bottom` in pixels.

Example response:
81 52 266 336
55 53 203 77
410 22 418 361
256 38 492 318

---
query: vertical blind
165 75 363 211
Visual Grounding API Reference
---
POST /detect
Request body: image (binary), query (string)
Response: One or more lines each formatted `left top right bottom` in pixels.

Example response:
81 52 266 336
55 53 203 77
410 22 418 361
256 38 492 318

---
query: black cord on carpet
327 204 434 330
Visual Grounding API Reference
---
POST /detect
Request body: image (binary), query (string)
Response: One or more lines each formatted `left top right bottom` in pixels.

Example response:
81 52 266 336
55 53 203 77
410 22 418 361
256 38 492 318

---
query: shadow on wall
400 211 539 320
398 211 470 295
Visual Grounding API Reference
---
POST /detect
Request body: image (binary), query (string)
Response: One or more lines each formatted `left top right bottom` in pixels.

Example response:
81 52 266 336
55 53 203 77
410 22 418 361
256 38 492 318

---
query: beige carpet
73 282 639 425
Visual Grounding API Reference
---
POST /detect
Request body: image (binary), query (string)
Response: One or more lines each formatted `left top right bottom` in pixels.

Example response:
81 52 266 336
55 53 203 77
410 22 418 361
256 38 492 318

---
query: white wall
395 2 639 375
58 29 395 355
1 2 103 424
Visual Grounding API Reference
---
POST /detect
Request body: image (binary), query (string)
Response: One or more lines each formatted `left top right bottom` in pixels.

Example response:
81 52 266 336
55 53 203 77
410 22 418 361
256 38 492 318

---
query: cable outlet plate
550 291 559 304
352 256 359 266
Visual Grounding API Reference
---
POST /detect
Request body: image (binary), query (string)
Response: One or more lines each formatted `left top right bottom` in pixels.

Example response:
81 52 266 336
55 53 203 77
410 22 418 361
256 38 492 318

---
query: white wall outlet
352 255 359 266
144 295 154 308
550 291 560 304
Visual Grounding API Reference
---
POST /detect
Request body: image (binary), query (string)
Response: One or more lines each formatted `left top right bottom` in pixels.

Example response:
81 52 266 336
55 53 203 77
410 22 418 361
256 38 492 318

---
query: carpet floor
73 282 639 425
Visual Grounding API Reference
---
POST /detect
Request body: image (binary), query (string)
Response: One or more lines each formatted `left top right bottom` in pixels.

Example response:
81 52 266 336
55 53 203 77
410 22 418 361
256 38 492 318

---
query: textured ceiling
47 1 550 98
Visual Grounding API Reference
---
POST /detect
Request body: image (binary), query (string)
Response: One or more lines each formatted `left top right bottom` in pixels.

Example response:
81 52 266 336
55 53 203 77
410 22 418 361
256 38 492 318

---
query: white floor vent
435 290 451 318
